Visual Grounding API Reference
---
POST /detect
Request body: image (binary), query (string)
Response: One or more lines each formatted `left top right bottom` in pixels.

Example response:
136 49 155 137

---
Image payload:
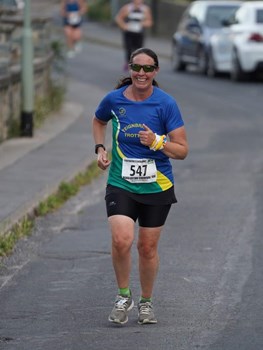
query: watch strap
95 144 105 154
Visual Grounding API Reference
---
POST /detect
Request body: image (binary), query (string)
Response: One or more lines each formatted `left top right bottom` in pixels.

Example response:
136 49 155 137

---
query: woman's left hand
138 124 156 147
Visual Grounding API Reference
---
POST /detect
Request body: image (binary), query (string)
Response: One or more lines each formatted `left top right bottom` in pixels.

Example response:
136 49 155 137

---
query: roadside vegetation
88 0 111 22
34 83 65 129
0 161 103 258
8 82 65 138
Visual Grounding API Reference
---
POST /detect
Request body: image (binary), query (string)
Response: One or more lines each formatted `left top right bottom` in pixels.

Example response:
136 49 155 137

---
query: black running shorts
105 185 176 228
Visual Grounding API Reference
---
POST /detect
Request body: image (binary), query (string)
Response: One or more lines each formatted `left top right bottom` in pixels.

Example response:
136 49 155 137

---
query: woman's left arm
161 126 188 160
142 6 153 28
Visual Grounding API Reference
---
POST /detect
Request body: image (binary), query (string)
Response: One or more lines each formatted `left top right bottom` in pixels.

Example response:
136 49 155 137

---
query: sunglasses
129 63 157 73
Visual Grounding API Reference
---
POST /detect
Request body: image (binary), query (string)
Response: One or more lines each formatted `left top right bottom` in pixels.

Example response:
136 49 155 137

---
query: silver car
209 1 263 81
171 0 242 74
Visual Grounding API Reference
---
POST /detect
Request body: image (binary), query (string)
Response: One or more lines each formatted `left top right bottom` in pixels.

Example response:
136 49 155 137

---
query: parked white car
208 1 263 81
171 0 242 74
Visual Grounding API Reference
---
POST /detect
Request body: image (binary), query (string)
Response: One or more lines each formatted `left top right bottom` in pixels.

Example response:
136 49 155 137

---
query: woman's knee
137 227 161 259
110 216 134 253
73 28 81 40
137 241 157 260
112 234 133 257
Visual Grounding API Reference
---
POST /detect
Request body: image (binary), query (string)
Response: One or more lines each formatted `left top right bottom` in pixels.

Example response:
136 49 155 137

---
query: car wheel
207 50 218 78
197 48 207 75
231 50 246 82
171 43 186 72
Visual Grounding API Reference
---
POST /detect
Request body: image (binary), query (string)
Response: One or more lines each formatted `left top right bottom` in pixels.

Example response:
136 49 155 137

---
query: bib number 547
122 158 157 183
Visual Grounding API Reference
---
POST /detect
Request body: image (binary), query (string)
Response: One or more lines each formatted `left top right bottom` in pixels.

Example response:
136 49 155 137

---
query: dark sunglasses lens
130 64 141 72
144 65 155 72
130 64 155 72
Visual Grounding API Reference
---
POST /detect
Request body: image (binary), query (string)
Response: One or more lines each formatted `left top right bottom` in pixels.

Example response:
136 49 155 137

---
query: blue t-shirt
63 1 81 26
95 86 184 194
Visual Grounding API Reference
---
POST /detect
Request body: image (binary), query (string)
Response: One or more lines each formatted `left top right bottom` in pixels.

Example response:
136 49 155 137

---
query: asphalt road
0 35 263 349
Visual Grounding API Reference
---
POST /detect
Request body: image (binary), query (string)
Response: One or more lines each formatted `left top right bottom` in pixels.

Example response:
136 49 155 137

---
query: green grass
0 217 34 257
87 0 111 22
0 160 103 258
8 81 66 138
34 84 66 129
36 161 102 216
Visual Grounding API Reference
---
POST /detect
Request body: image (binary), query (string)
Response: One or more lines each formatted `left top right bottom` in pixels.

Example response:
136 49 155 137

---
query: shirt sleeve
163 97 184 134
95 92 113 122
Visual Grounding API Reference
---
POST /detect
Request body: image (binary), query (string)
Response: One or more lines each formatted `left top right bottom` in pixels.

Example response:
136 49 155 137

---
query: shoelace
115 296 129 310
139 302 152 315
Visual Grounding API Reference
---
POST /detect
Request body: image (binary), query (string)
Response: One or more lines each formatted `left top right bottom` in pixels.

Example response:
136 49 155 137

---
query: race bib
68 12 81 25
122 158 157 183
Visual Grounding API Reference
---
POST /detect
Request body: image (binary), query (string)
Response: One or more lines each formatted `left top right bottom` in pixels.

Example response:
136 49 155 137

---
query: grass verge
0 217 34 258
0 160 103 258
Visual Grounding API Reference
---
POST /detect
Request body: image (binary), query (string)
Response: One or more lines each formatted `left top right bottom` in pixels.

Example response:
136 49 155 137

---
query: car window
205 6 240 28
256 9 263 24
177 11 191 31
177 3 204 30
189 3 206 23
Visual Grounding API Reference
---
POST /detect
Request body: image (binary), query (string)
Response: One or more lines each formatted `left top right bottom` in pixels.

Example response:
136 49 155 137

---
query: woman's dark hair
115 47 159 89
130 48 159 67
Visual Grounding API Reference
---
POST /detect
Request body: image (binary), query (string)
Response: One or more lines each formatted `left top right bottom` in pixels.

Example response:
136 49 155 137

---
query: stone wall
0 54 52 142
0 12 53 143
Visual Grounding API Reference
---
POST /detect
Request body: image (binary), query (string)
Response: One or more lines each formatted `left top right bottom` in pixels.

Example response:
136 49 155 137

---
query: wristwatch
95 144 105 154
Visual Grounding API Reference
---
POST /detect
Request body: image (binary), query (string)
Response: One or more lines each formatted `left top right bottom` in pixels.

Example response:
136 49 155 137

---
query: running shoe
138 301 157 325
74 42 83 53
108 293 134 324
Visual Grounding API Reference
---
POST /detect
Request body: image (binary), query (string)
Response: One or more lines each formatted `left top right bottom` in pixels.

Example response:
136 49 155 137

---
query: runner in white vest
115 0 153 71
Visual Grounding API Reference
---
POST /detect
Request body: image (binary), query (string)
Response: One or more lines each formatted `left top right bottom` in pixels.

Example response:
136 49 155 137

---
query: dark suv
171 0 241 74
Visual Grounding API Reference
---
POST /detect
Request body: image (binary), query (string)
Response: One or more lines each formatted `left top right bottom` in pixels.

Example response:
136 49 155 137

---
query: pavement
0 3 171 236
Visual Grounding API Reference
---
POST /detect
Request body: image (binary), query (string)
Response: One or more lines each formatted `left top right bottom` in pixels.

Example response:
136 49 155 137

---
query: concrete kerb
0 102 85 237
0 102 83 171
0 153 92 237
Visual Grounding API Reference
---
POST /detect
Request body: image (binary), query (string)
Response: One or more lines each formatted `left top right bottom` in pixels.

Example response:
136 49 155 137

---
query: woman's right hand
97 150 111 170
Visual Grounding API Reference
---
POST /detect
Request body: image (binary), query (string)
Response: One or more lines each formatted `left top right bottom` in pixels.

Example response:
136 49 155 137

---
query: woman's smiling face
130 53 159 91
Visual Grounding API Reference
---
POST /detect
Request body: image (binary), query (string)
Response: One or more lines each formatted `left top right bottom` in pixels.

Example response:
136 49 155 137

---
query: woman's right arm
115 5 128 31
92 117 111 170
